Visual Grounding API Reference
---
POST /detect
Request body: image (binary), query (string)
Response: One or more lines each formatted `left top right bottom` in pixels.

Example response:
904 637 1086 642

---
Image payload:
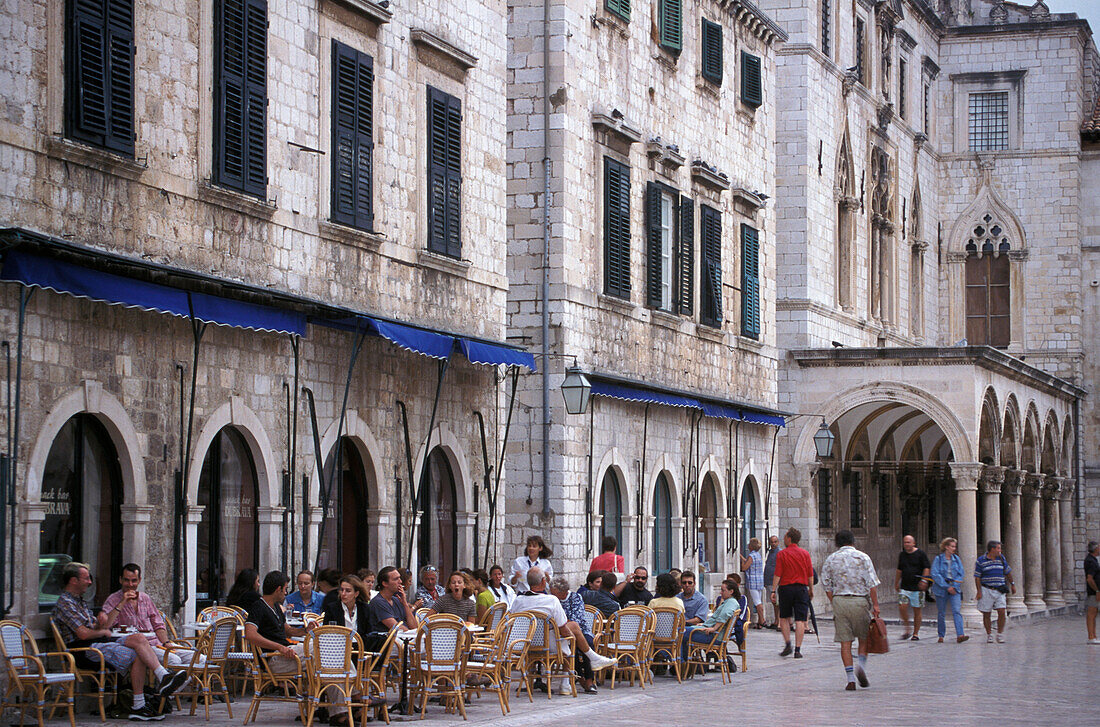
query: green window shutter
740 51 762 108
700 205 722 326
214 0 267 197
65 0 134 155
645 182 663 308
331 40 374 231
606 0 630 22
427 86 462 257
677 195 694 316
740 223 760 339
603 157 631 299
658 0 681 54
701 19 722 85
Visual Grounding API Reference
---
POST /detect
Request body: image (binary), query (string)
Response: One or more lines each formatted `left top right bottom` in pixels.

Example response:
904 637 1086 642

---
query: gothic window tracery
835 130 857 311
869 146 895 324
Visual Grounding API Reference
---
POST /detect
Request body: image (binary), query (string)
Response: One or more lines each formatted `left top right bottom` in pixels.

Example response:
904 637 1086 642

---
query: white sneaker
587 652 617 671
986 634 994 643
557 681 573 696
996 633 1005 644
1087 638 1100 645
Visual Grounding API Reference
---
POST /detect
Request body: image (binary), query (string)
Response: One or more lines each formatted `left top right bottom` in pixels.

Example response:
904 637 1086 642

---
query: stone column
1022 474 1047 612
979 465 1004 544
950 462 982 617
1058 480 1077 601
1001 470 1027 615
1041 480 1065 607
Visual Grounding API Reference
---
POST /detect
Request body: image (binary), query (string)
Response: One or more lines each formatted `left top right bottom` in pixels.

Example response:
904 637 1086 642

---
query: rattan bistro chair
242 637 307 725
410 615 470 720
649 606 686 682
1 620 77 727
303 626 362 727
519 612 575 699
601 607 648 689
168 616 238 720
685 617 736 684
359 626 397 725
48 620 115 722
465 613 535 716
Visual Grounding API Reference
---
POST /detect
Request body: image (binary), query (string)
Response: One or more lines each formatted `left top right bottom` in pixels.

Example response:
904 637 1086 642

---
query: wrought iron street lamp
560 366 591 415
813 419 836 459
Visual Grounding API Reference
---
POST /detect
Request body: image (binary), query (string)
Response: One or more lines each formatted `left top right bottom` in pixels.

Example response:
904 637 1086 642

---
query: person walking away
894 535 931 641
820 530 880 691
930 537 969 644
589 536 625 576
740 538 766 628
1085 541 1100 644
771 528 814 658
974 540 1016 643
763 534 781 628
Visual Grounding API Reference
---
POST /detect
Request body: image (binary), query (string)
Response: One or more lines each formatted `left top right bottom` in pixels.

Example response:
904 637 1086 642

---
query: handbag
866 616 889 654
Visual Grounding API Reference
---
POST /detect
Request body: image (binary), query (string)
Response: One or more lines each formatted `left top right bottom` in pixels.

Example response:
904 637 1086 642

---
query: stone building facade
0 0 527 625
505 0 788 590
758 0 1098 614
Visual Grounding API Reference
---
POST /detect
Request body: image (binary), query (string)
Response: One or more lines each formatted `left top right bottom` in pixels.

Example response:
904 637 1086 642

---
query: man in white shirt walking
820 530 880 692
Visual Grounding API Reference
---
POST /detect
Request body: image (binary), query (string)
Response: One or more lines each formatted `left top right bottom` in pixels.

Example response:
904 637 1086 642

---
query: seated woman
581 570 621 617
681 578 741 661
428 572 476 625
649 573 686 612
321 575 382 726
225 569 261 611
471 569 495 623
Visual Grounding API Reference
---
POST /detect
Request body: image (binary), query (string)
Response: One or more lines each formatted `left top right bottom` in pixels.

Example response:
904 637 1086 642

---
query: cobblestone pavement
52 614 1097 727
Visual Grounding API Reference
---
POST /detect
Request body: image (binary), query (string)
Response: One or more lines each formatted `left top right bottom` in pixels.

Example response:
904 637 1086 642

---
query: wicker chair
48 620 115 722
685 617 736 684
601 607 648 689
303 626 362 727
409 615 470 720
1 620 77 727
582 605 605 648
167 616 238 720
465 613 535 715
477 601 507 634
519 612 575 699
241 637 307 724
649 607 686 682
360 626 398 725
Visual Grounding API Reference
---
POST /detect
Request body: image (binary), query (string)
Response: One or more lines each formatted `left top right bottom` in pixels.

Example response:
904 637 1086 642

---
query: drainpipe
540 0 552 516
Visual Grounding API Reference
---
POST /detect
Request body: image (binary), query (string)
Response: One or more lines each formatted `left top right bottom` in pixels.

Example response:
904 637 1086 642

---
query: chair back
305 625 359 676
0 620 33 674
609 607 647 646
416 615 467 671
651 606 685 643
201 617 240 662
47 620 67 652
503 612 535 657
480 601 507 632
199 605 241 624
302 612 323 627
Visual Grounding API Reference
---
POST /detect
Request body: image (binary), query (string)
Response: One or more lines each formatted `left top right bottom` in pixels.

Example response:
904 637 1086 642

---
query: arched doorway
196 427 258 609
39 414 123 610
698 474 719 574
318 437 371 573
418 447 456 572
599 469 623 552
653 473 673 574
740 479 758 553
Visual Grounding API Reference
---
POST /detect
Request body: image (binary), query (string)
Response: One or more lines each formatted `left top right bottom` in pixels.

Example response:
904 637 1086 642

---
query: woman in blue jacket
930 537 970 643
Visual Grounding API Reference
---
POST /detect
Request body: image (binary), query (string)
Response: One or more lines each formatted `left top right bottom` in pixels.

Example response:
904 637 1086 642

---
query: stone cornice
410 29 478 71
712 0 789 45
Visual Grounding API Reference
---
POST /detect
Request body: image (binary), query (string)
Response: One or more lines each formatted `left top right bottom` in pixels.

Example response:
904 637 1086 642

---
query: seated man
284 570 325 614
678 571 709 626
549 576 599 694
580 571 620 617
510 567 616 695
414 565 445 609
243 571 308 674
98 563 203 668
681 578 741 662
53 562 187 721
614 567 654 606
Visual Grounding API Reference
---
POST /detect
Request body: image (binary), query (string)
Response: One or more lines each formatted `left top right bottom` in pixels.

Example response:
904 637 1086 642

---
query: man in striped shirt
974 541 1016 643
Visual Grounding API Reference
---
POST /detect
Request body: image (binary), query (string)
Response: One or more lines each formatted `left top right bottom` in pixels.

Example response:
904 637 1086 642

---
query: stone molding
950 462 983 491
331 0 392 24
979 465 1005 494
410 29 478 71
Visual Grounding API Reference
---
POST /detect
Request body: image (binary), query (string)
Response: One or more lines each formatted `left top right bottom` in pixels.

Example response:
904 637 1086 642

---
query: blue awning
590 379 701 409
457 338 536 372
366 317 454 360
0 249 306 335
741 410 786 427
700 401 742 420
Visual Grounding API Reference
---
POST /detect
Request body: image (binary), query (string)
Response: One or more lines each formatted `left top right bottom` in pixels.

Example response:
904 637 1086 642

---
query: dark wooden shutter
701 19 722 85
243 0 267 195
677 195 694 316
700 205 722 326
214 0 267 197
603 157 631 299
331 41 374 230
646 182 663 308
740 223 760 339
427 86 462 258
605 0 630 22
66 0 133 154
965 253 1010 348
658 0 682 54
741 51 762 108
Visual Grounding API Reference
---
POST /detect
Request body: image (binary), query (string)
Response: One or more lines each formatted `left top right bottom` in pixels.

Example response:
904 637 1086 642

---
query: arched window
418 447 456 572
965 214 1011 348
39 414 123 611
740 480 758 550
599 469 622 553
196 427 258 609
319 437 370 574
653 474 673 574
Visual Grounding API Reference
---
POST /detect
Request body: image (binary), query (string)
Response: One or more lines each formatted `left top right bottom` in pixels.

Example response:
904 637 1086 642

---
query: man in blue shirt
678 571 709 625
284 570 325 614
974 540 1016 643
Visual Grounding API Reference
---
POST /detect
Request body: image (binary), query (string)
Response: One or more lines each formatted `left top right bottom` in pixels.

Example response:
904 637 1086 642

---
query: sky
1043 0 1099 33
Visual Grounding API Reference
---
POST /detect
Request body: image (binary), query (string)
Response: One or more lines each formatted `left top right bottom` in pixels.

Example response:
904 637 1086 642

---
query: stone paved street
47 614 1097 727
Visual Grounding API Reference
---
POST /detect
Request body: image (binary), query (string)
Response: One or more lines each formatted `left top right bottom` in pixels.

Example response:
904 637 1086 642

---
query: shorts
777 584 810 622
976 587 1008 612
86 640 137 673
898 589 925 608
831 595 871 643
748 588 764 607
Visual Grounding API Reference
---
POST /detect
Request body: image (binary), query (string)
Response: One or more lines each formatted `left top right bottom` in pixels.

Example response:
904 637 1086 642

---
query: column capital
1001 468 1024 496
979 465 1005 494
1041 478 1063 501
949 462 983 491
1022 473 1045 499
1055 477 1076 502
256 505 286 524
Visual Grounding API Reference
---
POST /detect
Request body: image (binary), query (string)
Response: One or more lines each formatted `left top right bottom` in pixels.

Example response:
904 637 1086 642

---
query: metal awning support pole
175 295 206 613
302 387 324 570
171 364 184 614
585 396 594 559
396 401 414 568
482 366 519 568
683 411 697 556
763 424 779 535
403 358 449 571
4 288 30 616
0 341 9 616
288 337 300 572
637 403 650 556
473 411 490 571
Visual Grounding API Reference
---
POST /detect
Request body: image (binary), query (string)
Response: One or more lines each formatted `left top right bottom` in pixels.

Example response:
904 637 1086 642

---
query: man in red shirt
771 527 814 658
589 536 625 575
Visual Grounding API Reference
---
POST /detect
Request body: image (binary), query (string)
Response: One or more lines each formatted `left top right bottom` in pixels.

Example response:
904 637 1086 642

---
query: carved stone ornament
1001 469 1023 496
1022 473 1045 498
980 465 1006 494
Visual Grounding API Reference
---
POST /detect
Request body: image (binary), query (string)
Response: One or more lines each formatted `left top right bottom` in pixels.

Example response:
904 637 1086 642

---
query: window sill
45 136 146 181
738 335 764 352
598 292 636 316
696 77 721 99
695 322 725 341
417 248 470 277
197 181 276 220
648 308 684 331
653 51 678 73
331 0 391 25
592 9 630 39
319 220 384 252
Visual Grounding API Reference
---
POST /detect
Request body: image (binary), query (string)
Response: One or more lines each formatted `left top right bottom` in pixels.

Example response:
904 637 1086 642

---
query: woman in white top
510 535 553 593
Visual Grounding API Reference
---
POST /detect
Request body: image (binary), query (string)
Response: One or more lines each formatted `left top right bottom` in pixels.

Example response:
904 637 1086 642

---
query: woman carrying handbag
930 537 970 643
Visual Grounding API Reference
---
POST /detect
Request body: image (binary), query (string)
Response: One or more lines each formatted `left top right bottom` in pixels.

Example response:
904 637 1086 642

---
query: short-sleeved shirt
820 546 880 596
649 596 685 612
432 593 475 622
974 554 1012 587
245 598 289 646
285 589 325 614
1085 554 1100 596
509 591 567 628
581 588 620 617
747 550 764 591
775 544 813 586
100 590 167 646
414 584 445 609
475 589 495 613
511 557 553 592
617 583 654 606
678 590 709 622
368 593 408 632
763 547 780 583
53 591 98 645
896 548 932 591
589 552 625 574
560 592 590 636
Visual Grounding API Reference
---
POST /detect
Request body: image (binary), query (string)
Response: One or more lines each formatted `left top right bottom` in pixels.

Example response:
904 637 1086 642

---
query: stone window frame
950 70 1026 154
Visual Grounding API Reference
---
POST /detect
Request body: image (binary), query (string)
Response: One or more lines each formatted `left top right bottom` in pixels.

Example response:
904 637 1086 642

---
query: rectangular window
214 0 268 198
658 0 682 54
678 196 694 315
740 223 760 339
898 57 907 120
701 19 723 85
331 40 374 231
604 157 632 299
699 204 722 327
855 18 866 86
923 81 930 133
427 85 462 257
848 468 863 529
818 469 833 530
740 52 762 108
877 472 891 528
968 91 1009 151
65 0 134 155
605 0 630 22
645 182 678 311
820 0 830 57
